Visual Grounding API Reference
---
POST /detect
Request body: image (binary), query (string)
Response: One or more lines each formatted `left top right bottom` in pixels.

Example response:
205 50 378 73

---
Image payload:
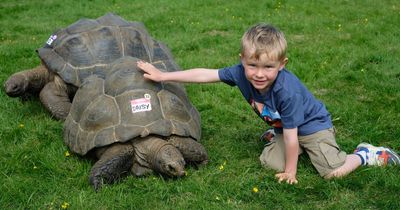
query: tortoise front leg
39 80 71 120
4 64 52 97
89 143 134 191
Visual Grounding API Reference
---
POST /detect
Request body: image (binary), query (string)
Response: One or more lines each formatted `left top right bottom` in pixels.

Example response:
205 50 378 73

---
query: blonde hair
241 23 287 61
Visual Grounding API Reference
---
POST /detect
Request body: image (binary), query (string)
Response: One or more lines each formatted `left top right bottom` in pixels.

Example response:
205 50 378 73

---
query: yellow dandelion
219 165 224 170
64 151 71 157
33 166 38 169
19 124 24 128
61 201 70 209
215 196 220 201
252 187 259 193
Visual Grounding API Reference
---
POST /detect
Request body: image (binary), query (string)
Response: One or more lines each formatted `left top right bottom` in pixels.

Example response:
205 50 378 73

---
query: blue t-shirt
218 63 332 136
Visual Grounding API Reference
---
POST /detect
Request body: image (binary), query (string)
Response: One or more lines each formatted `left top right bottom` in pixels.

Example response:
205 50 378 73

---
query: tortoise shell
63 56 201 155
37 13 179 87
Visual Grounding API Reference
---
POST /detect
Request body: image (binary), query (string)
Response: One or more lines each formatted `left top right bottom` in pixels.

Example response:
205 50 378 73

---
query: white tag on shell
131 95 152 113
46 34 57 46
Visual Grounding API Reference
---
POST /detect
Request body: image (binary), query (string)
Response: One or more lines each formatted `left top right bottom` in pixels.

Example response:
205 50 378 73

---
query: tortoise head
154 144 186 177
4 73 29 97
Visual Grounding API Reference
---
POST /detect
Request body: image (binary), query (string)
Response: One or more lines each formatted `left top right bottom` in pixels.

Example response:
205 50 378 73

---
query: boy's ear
280 57 288 70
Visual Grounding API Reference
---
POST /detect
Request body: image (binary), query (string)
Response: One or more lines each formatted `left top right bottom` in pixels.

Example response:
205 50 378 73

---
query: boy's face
241 52 288 93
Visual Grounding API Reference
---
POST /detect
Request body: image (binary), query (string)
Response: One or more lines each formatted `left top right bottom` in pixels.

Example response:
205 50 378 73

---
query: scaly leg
89 143 134 191
39 80 71 120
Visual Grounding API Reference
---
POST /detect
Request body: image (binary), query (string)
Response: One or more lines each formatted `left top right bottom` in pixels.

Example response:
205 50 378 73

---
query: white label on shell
46 34 57 46
130 98 152 113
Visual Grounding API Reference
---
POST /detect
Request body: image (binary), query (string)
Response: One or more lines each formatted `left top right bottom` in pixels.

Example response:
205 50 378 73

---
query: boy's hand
137 61 163 82
275 172 298 184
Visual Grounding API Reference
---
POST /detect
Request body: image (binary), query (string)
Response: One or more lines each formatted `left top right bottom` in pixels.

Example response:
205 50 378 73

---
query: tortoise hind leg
168 136 209 165
89 143 134 191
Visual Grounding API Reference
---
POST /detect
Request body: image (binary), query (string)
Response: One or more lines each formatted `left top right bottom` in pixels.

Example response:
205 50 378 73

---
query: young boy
137 23 400 184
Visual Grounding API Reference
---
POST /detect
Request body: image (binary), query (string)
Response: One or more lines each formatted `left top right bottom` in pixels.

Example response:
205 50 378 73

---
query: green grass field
1 0 400 209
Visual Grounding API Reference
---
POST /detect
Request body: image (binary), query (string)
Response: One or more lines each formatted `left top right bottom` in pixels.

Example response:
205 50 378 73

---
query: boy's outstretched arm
137 61 220 83
275 127 299 184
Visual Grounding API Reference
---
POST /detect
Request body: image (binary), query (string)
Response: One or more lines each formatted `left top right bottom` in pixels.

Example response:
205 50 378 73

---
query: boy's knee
259 146 285 172
260 157 285 172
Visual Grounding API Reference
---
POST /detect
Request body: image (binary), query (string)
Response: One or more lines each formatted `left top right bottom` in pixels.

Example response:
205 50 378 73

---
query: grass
1 0 400 209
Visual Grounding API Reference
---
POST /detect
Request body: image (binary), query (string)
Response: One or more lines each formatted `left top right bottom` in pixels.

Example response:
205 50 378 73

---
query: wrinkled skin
4 64 50 97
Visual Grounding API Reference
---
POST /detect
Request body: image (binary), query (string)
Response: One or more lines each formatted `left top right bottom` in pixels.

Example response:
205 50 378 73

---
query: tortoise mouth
164 161 186 177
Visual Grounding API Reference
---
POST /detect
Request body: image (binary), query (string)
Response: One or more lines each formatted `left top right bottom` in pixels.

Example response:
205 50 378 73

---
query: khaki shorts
259 128 347 177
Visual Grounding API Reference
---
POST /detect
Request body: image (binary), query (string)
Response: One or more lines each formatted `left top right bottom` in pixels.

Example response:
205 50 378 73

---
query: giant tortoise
4 13 208 190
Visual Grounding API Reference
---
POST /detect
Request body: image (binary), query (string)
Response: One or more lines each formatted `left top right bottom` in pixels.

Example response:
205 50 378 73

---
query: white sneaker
260 128 275 146
354 143 400 166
